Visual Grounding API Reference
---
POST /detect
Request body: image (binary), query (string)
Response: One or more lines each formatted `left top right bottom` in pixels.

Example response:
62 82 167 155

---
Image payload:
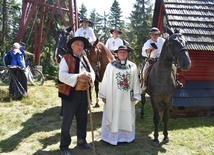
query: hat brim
67 37 89 50
114 48 130 53
110 29 122 34
149 31 161 34
80 20 92 24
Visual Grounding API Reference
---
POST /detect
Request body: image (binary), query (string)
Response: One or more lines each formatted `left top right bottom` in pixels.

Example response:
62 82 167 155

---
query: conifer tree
78 3 87 19
109 0 123 28
128 0 153 64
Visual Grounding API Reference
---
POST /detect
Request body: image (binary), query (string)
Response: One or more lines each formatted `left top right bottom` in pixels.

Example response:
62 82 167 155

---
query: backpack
3 52 11 66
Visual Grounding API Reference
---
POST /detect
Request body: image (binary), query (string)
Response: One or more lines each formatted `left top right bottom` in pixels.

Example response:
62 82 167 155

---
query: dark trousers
60 91 88 151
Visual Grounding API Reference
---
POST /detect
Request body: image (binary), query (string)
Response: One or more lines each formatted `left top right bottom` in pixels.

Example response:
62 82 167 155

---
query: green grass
0 80 214 155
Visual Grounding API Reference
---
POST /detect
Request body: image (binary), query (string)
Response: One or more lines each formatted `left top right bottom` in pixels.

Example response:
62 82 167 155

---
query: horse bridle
167 33 187 66
56 31 73 57
85 44 101 76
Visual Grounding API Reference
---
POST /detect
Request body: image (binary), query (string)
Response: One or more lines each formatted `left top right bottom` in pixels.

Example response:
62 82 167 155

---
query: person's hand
78 71 92 82
146 47 155 53
102 98 106 103
132 98 137 102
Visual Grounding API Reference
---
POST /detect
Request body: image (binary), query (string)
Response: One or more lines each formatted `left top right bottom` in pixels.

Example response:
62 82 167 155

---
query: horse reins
86 44 101 72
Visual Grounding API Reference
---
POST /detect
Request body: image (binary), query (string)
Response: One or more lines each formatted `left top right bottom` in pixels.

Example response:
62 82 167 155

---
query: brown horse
85 38 114 107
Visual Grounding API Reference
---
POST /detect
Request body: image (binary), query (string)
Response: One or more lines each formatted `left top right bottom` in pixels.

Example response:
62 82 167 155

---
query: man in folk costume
75 18 96 44
99 45 141 145
141 27 183 94
141 27 165 93
105 27 123 58
58 36 95 155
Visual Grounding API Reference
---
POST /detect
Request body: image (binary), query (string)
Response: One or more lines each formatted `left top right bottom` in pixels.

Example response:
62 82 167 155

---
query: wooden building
153 0 214 107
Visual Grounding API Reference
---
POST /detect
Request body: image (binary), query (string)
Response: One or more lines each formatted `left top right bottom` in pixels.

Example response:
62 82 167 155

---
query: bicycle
0 56 45 86
24 56 45 86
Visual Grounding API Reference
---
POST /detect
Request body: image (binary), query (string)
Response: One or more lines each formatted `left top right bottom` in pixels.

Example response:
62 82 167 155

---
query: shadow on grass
0 106 103 155
1 98 213 155
0 106 62 153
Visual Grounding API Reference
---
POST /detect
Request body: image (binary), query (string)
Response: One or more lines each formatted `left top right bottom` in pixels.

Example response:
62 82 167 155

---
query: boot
176 80 183 89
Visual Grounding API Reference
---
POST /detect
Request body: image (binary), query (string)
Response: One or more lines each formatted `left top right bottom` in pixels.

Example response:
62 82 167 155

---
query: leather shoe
60 150 72 155
77 142 93 150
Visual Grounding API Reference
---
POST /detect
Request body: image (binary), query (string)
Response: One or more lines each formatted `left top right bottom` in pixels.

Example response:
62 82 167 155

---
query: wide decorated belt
75 79 88 91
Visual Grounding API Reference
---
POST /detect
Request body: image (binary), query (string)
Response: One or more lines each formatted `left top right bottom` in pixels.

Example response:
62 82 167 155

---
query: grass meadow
0 80 214 155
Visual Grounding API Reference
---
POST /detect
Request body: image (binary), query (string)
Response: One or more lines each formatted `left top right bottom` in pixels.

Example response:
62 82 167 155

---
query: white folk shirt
59 55 95 87
75 27 96 43
141 37 165 58
106 37 123 51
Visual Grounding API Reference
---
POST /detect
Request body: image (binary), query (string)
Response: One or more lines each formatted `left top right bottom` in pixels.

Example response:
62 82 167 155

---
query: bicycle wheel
28 68 45 86
0 66 10 85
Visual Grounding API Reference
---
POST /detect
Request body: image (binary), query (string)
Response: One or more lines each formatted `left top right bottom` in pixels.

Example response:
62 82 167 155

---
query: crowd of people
2 17 180 155
56 16 175 155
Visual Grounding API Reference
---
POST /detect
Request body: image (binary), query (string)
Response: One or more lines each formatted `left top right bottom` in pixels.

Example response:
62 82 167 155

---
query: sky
17 0 155 21
77 0 155 21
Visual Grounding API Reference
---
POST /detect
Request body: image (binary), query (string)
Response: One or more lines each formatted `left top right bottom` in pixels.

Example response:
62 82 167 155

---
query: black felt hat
79 18 93 25
67 37 89 50
114 45 131 53
110 27 122 34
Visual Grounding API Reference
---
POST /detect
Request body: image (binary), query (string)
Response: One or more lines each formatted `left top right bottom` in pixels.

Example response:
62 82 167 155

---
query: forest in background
0 0 154 76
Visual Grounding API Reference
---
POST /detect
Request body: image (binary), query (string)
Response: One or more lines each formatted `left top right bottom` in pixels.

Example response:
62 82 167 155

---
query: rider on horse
141 27 165 93
105 27 123 58
141 27 183 94
75 17 96 46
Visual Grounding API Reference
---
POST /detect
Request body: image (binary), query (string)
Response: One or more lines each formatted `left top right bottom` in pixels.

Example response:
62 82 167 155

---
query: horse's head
54 26 73 63
85 38 114 81
85 38 101 69
165 29 191 71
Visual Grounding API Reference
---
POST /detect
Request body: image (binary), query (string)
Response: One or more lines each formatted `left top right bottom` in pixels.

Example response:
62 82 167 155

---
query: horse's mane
97 42 115 62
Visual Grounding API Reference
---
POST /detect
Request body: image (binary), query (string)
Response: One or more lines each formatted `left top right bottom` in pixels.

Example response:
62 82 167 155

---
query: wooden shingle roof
156 0 214 51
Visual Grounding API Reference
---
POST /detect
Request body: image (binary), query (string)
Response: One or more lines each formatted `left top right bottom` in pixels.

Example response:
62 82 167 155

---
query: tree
128 0 153 64
0 0 21 58
89 10 111 43
109 0 123 28
78 3 87 20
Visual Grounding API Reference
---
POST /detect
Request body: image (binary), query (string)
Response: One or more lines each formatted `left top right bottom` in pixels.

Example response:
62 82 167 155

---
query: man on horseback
141 27 183 94
141 27 165 93
75 18 96 45
105 27 123 58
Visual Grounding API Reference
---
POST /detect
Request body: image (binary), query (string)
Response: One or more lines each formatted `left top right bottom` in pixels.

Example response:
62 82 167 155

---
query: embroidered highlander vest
58 53 91 100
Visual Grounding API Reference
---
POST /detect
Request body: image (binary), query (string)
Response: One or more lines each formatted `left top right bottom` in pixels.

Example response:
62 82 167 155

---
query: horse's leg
140 93 146 119
94 80 100 107
162 103 170 144
151 98 160 146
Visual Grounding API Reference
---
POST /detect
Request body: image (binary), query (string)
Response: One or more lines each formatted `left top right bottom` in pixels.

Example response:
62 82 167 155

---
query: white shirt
141 37 165 58
59 56 95 87
75 27 96 43
106 37 123 51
